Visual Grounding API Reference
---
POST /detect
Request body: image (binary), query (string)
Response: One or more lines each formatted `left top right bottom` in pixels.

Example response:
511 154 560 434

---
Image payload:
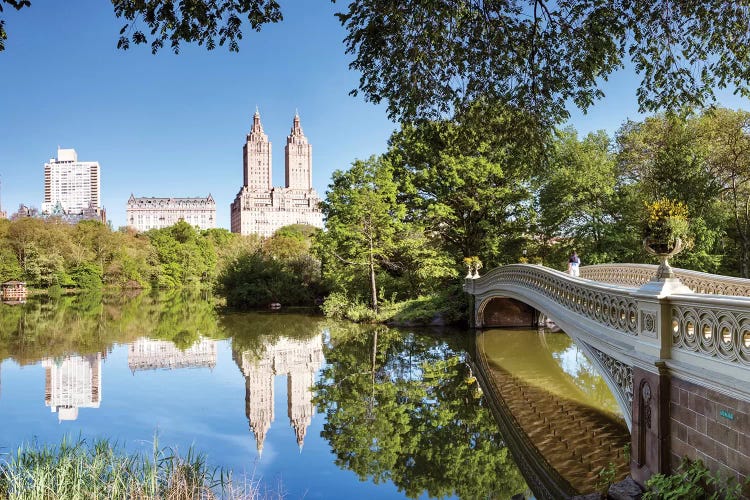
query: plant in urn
463 256 482 279
642 199 689 280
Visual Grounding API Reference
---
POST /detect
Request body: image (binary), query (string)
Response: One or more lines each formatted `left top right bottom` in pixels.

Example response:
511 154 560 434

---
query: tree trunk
369 235 378 313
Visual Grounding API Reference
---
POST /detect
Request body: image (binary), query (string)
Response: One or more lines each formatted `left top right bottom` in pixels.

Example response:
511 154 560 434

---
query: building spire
290 112 303 136
251 108 264 135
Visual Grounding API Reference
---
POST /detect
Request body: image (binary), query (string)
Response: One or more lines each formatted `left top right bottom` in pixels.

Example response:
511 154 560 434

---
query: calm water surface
0 292 626 499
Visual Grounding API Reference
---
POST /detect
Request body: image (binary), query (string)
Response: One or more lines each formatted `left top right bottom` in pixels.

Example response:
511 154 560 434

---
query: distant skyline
2 2 749 229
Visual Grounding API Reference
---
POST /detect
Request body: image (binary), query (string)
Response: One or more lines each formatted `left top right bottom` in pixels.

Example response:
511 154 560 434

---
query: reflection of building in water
43 354 101 421
234 334 324 455
128 338 217 372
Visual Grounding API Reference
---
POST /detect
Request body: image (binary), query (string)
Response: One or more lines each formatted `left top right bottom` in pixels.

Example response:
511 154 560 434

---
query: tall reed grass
0 436 262 499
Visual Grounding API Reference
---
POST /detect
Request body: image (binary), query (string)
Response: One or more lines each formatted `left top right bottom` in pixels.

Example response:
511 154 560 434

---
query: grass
0 436 265 500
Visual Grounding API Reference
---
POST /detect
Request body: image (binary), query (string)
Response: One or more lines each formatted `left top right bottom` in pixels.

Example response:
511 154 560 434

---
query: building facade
128 337 217 372
230 111 323 237
42 353 102 422
42 148 101 215
126 195 216 231
233 333 324 455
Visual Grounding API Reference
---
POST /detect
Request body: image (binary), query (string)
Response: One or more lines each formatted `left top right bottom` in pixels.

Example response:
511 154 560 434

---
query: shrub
643 457 744 500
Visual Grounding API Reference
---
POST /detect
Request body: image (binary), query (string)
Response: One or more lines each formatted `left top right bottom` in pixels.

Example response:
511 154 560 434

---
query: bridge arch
474 285 635 429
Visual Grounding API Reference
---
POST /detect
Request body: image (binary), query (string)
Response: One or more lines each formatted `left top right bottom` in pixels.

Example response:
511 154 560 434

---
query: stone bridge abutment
465 264 750 492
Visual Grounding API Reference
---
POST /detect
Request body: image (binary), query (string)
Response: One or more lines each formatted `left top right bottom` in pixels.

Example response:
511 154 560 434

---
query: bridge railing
581 263 750 297
670 293 750 370
468 263 750 386
469 264 640 337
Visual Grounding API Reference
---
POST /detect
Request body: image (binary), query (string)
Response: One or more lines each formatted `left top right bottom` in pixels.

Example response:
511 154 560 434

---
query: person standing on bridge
568 251 581 277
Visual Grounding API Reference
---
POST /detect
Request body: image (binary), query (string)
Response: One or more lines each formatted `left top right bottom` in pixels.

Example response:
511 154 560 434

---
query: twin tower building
126 110 322 235
230 110 323 237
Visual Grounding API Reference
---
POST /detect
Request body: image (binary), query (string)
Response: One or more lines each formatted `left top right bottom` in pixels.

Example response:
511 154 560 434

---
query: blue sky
2 1 749 229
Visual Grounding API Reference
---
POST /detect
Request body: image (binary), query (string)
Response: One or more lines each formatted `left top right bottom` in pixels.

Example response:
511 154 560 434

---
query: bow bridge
464 263 750 489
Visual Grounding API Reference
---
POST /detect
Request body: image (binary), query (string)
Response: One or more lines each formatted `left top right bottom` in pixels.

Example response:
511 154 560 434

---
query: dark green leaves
337 0 750 123
111 0 282 54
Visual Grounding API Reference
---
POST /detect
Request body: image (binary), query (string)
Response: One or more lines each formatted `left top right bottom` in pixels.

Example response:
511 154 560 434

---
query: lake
0 291 628 498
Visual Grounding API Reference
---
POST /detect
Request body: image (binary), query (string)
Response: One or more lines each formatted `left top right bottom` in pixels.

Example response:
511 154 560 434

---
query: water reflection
128 337 218 372
0 293 631 499
314 323 529 499
43 353 102 421
232 333 324 455
475 328 630 497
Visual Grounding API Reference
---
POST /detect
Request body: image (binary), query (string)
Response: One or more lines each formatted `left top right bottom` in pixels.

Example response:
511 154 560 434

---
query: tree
537 128 627 265
387 108 537 267
338 0 750 123
217 224 324 308
318 156 404 313
696 108 750 277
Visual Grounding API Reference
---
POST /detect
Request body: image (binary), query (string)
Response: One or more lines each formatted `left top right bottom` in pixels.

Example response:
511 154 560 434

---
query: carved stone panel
587 344 634 410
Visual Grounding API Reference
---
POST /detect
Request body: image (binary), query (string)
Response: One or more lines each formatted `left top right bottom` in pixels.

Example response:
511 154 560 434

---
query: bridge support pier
631 364 670 486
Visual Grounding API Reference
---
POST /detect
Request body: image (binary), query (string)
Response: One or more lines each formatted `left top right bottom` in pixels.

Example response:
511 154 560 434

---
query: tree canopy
4 1 750 121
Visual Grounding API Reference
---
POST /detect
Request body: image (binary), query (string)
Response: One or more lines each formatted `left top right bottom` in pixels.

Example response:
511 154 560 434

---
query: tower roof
247 109 268 142
289 112 304 137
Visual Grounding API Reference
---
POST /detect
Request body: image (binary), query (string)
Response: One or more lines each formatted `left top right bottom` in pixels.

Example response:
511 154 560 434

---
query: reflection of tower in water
42 353 102 421
234 334 324 456
127 337 217 372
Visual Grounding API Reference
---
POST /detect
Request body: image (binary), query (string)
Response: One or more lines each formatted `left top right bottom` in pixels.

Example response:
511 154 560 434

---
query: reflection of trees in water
223 312 324 363
544 332 622 416
314 323 528 499
0 291 224 364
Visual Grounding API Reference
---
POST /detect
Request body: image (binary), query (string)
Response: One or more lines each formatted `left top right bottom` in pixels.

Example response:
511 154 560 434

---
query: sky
2 1 750 229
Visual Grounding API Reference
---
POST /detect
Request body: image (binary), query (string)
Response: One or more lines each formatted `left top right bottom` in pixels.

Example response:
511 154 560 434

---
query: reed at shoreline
0 436 260 499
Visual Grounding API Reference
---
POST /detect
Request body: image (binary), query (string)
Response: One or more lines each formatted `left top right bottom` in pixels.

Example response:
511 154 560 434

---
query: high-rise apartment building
230 111 323 237
42 148 100 215
126 195 216 231
42 353 102 422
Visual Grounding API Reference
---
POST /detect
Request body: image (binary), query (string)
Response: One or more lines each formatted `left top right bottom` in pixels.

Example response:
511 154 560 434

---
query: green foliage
596 462 617 494
111 0 283 54
337 0 750 124
70 263 103 289
218 225 324 309
318 155 438 313
387 107 538 267
380 286 468 326
643 457 745 500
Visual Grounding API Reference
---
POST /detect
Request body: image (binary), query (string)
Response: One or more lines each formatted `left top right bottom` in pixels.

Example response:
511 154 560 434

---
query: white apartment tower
42 148 100 215
43 353 102 421
230 111 323 237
